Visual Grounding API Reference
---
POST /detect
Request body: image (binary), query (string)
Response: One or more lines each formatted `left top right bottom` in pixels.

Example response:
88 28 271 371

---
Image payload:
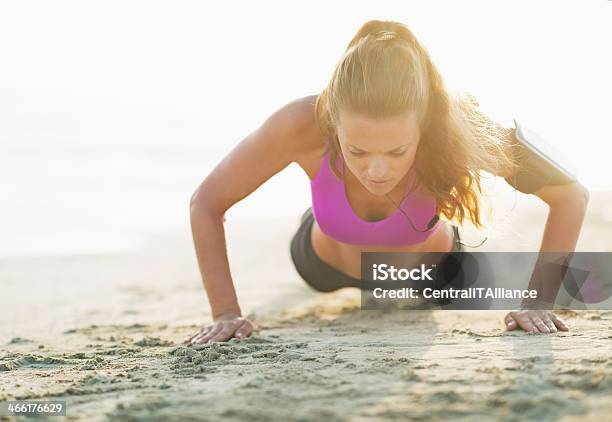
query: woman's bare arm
491 121 589 333
189 96 318 320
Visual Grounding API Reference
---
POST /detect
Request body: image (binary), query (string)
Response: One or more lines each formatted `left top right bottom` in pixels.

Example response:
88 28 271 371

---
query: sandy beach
1 191 612 421
2 2 611 420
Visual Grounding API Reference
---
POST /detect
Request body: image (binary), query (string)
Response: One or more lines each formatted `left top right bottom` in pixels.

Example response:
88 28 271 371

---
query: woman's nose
367 157 390 179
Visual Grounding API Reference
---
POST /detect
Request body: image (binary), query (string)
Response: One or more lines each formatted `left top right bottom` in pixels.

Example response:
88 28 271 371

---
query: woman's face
336 108 421 196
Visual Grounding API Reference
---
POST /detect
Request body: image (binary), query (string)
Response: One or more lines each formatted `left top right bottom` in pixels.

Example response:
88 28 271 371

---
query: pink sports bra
310 149 439 246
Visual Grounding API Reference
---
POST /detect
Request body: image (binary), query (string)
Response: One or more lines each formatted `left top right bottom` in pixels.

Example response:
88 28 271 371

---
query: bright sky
1 1 610 184
0 0 611 257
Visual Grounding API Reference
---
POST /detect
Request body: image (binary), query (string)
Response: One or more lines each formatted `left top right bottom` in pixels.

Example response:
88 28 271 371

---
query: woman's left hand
504 310 569 333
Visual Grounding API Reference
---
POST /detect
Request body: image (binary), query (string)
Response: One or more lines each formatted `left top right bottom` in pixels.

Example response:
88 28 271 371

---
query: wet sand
1 191 612 421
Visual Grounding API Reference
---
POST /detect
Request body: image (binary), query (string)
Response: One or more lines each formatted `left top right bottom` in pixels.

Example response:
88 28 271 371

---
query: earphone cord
383 171 519 249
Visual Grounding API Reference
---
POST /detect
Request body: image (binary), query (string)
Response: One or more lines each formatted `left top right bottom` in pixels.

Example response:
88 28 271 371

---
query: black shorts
289 207 465 293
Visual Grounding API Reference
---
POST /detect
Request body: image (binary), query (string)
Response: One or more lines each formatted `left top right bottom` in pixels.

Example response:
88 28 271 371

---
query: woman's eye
349 150 406 156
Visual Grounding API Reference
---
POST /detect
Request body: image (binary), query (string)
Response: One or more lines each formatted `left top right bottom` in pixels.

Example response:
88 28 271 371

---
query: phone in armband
504 119 578 194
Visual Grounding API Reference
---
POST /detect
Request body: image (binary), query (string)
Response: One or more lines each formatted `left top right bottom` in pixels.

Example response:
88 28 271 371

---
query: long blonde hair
315 19 519 228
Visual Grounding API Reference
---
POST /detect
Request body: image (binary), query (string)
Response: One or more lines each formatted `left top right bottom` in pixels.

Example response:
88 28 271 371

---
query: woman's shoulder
273 94 328 153
284 94 327 145
271 94 329 178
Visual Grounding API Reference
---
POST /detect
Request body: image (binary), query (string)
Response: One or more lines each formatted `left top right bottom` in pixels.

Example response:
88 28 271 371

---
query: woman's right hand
182 313 255 345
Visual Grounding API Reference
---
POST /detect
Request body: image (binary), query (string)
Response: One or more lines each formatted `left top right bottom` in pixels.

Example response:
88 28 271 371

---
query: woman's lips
368 178 390 185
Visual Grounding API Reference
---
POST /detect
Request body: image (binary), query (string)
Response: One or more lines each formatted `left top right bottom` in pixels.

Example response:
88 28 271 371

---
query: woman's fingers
193 325 222 344
209 320 248 343
551 314 570 331
506 311 568 334
209 322 244 343
234 320 254 339
192 326 215 344
543 316 557 333
531 316 550 333
183 326 210 344
200 320 243 344
504 314 518 331
186 318 255 345
512 312 537 333
182 330 199 344
183 327 208 344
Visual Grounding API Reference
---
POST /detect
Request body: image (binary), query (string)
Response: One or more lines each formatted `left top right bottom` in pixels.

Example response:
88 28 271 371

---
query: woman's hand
182 313 255 345
504 310 569 333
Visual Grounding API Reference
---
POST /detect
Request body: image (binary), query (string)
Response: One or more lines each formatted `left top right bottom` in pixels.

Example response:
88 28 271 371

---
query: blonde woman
184 20 589 345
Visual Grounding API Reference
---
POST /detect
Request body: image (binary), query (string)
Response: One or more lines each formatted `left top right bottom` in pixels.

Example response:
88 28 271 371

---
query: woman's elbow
581 183 590 202
189 186 205 212
534 181 589 210
190 187 203 211
189 186 214 218
567 182 590 211
578 183 590 208
189 187 227 223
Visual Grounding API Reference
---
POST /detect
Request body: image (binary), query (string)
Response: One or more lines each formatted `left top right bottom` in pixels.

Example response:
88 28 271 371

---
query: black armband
504 120 577 194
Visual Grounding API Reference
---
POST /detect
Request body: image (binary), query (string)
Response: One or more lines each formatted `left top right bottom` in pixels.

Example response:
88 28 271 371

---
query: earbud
385 193 488 248
426 215 440 230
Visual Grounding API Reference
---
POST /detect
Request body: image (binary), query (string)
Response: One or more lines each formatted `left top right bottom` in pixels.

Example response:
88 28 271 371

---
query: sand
1 301 611 421
1 191 612 421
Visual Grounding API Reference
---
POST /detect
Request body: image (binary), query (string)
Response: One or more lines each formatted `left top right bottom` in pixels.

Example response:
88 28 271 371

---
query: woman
184 20 589 345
